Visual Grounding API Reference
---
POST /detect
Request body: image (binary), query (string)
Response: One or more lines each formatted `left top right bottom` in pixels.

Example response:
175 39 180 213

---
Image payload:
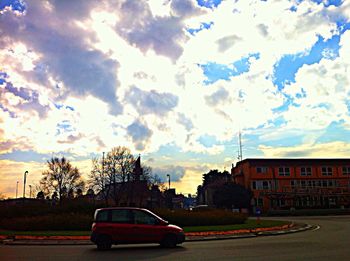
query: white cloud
259 141 350 158
1 0 350 196
283 30 350 132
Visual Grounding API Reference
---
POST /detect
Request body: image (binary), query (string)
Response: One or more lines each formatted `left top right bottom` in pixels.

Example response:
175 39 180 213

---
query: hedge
154 209 247 226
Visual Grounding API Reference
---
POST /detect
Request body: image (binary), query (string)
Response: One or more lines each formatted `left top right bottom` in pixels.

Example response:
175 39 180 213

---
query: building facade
231 158 350 212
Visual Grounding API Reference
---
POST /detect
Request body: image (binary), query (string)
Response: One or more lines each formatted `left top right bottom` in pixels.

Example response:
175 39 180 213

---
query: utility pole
23 171 28 198
16 181 19 199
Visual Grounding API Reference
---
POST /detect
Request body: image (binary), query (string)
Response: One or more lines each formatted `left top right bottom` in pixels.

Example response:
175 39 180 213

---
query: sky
1 0 350 198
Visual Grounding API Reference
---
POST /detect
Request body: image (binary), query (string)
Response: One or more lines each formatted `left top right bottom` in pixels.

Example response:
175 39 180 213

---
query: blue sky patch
198 134 218 148
197 0 222 9
56 120 74 135
0 150 48 163
0 0 26 12
200 53 260 84
55 103 75 111
187 22 214 35
66 105 75 111
273 34 341 90
0 72 7 84
311 0 343 7
315 120 350 143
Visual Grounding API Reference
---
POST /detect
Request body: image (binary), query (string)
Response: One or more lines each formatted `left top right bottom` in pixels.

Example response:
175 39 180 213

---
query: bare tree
89 156 111 205
39 157 85 202
89 147 136 205
142 166 164 189
89 146 165 206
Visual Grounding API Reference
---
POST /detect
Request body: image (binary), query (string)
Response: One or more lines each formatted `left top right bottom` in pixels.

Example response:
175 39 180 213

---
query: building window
321 167 333 176
278 167 290 176
277 199 286 207
342 166 350 175
256 167 268 173
300 167 312 176
251 180 271 190
251 181 257 190
262 181 269 190
256 198 263 206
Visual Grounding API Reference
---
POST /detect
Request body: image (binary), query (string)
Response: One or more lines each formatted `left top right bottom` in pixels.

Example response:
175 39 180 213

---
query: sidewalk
0 223 314 245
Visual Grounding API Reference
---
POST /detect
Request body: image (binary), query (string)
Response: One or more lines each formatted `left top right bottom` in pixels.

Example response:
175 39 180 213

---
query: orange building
231 158 350 212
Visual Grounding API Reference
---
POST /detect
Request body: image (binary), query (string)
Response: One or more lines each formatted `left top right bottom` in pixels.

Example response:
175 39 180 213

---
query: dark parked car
91 207 185 250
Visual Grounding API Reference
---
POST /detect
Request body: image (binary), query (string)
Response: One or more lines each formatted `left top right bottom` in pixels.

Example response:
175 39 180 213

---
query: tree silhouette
40 157 85 202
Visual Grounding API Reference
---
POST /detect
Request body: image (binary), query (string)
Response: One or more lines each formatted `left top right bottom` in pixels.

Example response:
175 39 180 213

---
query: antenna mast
238 131 243 162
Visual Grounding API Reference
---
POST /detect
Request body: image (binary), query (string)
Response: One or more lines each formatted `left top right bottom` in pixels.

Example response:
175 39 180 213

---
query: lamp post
16 181 19 199
23 171 28 198
167 174 170 190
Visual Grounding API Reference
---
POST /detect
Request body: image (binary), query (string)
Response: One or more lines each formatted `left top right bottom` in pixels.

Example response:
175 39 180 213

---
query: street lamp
16 181 19 199
167 174 171 190
23 171 28 198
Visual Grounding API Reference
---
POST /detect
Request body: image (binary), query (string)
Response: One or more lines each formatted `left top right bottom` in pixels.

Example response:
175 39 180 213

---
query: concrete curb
0 223 315 245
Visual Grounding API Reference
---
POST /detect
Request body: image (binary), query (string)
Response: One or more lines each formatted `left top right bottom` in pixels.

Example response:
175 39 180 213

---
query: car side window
133 210 157 225
96 210 109 222
111 209 133 224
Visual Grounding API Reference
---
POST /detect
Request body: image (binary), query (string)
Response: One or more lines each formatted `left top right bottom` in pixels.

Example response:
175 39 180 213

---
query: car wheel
160 234 177 248
96 235 112 251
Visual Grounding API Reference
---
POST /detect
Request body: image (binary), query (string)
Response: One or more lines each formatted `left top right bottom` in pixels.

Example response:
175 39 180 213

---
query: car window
111 209 133 224
133 210 157 225
95 210 109 222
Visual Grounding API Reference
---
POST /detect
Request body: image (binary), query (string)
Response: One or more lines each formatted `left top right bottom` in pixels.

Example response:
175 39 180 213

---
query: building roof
234 158 350 168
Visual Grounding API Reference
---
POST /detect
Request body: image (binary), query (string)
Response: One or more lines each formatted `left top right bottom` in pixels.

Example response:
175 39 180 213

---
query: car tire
160 234 177 248
96 235 112 251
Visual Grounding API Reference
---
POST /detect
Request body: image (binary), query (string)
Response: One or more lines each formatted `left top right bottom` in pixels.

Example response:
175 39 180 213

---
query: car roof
96 207 148 211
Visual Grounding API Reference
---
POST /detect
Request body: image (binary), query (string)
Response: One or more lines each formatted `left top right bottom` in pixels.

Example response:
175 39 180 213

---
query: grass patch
0 220 290 236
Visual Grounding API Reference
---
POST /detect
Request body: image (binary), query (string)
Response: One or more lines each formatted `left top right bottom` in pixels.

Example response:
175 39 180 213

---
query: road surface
1 216 349 261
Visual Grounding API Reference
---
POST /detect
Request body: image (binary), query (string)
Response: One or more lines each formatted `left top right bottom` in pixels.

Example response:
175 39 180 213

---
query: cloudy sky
1 0 350 198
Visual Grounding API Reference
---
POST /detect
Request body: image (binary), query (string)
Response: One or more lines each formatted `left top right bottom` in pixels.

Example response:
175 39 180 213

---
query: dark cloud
127 120 153 150
177 113 193 131
257 24 269 37
0 138 33 153
205 87 230 106
57 133 84 144
126 86 178 116
171 0 204 17
0 1 122 115
152 165 185 182
1 82 50 118
216 35 241 52
115 0 189 61
279 150 311 157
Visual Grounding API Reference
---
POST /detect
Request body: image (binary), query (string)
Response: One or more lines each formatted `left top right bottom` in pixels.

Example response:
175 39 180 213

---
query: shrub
154 209 247 226
0 213 93 231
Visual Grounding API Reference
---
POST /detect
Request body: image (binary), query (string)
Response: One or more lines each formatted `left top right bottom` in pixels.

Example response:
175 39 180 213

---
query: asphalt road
1 215 349 261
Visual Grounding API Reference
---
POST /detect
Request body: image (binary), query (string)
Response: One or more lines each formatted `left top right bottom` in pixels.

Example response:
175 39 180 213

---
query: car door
131 209 163 243
109 209 134 243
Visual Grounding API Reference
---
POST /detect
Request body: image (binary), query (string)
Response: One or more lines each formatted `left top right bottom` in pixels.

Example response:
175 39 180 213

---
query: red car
91 207 185 250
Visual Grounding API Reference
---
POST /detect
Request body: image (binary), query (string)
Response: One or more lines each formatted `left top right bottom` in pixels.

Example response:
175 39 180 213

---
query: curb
0 223 314 245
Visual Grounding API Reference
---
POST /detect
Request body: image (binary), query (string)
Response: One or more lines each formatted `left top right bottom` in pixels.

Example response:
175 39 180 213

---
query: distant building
231 158 350 212
96 156 164 208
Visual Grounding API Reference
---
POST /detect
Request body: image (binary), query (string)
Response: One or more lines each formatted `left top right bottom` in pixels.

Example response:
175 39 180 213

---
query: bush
0 213 93 231
154 209 247 226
